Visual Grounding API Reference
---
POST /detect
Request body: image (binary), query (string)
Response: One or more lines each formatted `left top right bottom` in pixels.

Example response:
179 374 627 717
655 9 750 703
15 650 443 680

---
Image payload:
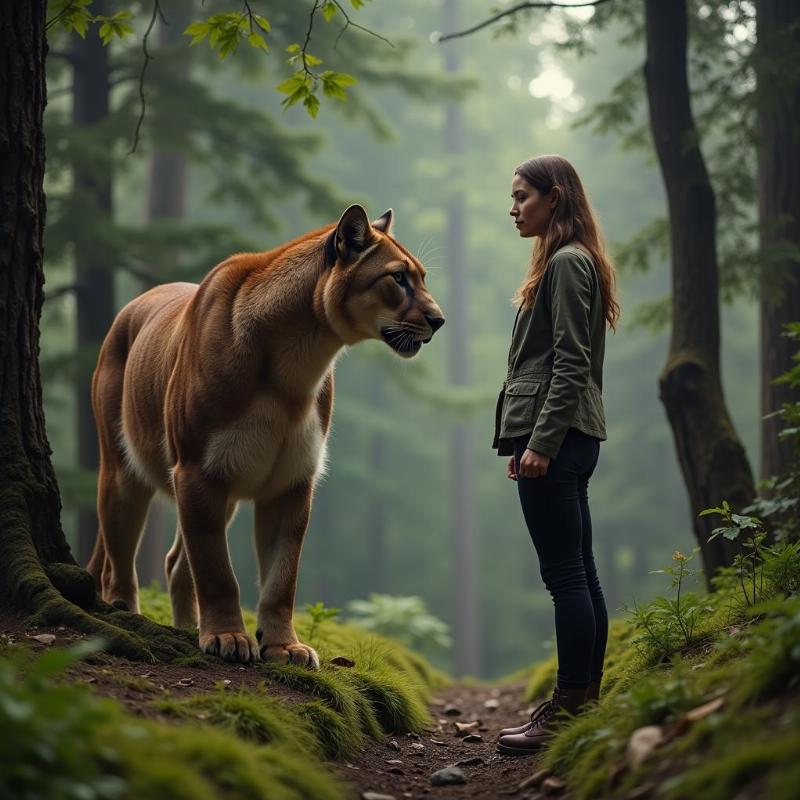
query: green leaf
322 1 338 22
184 21 211 45
247 31 269 52
253 14 271 33
304 93 321 118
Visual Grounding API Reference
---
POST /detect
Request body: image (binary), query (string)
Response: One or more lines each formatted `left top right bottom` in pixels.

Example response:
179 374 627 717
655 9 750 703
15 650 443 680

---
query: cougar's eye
393 271 407 286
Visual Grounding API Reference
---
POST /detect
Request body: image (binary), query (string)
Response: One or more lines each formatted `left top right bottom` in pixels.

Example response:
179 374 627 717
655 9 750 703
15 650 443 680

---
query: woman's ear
549 186 560 210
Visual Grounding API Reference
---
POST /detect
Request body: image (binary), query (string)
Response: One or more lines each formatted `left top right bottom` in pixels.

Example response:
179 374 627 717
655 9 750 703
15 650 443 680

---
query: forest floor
335 678 566 800
0 610 564 800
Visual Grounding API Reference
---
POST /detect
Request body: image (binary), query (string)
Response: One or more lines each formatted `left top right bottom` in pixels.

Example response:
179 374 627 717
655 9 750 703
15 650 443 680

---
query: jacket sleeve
527 252 593 459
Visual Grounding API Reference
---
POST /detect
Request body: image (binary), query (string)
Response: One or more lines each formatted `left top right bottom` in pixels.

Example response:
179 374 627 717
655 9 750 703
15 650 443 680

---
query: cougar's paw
258 638 320 670
199 632 260 664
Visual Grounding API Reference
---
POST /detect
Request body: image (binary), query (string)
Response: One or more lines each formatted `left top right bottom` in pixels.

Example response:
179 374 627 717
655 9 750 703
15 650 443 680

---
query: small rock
330 656 356 668
362 792 396 800
84 676 97 685
405 731 421 740
454 720 480 735
385 759 403 765
29 634 56 646
542 776 567 796
409 742 426 753
139 672 155 679
625 725 664 770
429 738 447 746
430 766 467 786
443 705 462 716
462 734 483 743
484 698 500 711
221 679 232 688
175 678 194 688
683 696 725 722
455 756 485 767
519 768 551 790
387 740 401 752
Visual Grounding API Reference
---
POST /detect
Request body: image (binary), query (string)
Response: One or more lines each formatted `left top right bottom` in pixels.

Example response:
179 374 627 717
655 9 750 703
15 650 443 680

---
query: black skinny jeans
513 427 608 689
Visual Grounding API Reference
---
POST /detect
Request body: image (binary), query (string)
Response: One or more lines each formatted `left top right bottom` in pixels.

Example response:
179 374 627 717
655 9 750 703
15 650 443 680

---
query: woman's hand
518 448 550 479
507 456 517 481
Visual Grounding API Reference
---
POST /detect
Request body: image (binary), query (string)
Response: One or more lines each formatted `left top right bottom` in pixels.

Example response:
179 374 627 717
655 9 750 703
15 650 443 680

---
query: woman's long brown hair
513 155 621 332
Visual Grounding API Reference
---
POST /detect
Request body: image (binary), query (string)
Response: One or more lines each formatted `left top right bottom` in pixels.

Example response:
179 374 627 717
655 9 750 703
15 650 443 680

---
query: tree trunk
443 0 480 676
0 4 196 660
137 3 193 588
756 0 800 485
643 0 755 586
71 1 115 565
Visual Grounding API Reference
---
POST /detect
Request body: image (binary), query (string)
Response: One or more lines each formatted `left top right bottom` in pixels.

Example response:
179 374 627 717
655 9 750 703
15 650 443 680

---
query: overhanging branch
436 0 615 42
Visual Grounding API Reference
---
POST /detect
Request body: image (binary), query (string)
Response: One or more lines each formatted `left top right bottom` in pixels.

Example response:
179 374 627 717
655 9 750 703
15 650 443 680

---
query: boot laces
525 698 555 732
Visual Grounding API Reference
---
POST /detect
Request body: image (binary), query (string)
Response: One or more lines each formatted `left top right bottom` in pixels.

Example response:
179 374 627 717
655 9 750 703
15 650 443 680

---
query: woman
492 155 621 756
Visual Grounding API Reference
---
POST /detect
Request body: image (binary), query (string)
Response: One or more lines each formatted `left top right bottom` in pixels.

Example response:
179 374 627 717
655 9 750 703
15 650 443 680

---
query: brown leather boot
585 677 601 705
496 697 554 738
496 684 587 755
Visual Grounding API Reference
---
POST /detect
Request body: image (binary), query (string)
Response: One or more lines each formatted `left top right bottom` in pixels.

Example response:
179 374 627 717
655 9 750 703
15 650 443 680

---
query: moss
154 688 319 754
661 732 800 800
294 700 353 759
115 721 345 800
346 665 431 734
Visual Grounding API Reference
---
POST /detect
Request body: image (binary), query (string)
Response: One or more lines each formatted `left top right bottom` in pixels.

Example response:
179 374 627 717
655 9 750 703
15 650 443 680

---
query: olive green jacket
492 243 607 459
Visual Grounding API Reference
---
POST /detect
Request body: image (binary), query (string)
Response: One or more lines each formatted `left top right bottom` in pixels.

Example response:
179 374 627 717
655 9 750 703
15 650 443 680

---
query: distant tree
755 0 800 484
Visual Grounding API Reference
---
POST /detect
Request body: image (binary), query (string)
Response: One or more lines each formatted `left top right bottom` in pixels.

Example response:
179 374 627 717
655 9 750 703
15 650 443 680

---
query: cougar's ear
371 208 394 235
335 204 373 262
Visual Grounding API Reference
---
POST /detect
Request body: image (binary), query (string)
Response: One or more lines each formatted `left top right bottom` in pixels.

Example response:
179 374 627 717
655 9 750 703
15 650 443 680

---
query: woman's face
510 173 556 238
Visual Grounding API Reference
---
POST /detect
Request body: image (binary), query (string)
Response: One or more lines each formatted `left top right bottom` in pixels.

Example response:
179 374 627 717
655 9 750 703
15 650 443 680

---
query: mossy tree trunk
643 0 756 585
756 0 800 485
0 2 194 660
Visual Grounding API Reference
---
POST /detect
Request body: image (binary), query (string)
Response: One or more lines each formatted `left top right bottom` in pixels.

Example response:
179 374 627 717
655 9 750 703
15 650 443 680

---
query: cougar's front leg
254 482 320 669
172 462 259 664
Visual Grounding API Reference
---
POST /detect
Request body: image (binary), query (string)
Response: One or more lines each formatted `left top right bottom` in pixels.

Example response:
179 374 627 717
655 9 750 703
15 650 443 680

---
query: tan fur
86 206 444 666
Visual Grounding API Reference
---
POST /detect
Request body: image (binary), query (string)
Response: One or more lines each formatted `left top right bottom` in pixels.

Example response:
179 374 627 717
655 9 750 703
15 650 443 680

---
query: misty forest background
42 0 763 680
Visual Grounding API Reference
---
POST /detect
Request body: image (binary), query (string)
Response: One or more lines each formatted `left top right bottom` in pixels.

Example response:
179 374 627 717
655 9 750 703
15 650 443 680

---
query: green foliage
702 501 771 607
746 322 800 540
625 548 712 663
47 1 133 43
346 593 452 653
0 639 125 800
302 601 341 645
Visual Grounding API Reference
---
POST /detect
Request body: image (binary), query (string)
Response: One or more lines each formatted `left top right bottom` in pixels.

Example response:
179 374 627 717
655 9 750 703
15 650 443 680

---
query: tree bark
443 0 480 676
756 0 800 484
0 4 196 660
71 1 115 565
643 0 755 585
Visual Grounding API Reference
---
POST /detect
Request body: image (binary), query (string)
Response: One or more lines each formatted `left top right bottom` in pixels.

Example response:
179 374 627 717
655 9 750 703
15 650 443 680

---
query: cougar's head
322 204 445 358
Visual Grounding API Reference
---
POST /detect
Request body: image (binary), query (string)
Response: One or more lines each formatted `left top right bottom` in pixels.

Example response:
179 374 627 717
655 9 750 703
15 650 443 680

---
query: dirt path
337 680 565 800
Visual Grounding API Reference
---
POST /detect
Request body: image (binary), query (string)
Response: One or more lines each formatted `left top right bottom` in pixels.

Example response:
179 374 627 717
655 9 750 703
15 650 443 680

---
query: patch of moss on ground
0 643 346 800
